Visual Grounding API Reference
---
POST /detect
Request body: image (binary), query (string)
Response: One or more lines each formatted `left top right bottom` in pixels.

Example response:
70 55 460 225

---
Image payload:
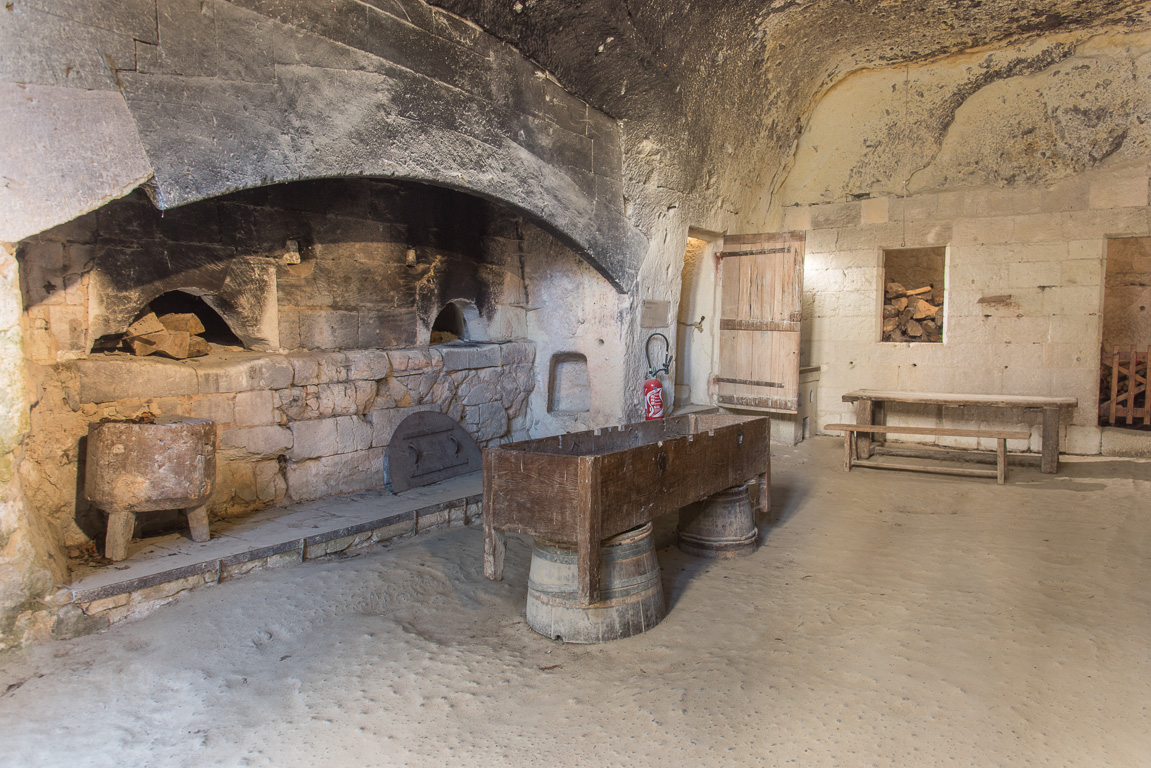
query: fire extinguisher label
644 380 664 420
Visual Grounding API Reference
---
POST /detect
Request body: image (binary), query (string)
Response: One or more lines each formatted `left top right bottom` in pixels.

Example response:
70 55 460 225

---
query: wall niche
882 246 946 343
548 353 591 413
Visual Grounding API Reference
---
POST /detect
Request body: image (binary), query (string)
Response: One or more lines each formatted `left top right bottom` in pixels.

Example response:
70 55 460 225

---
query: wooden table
841 390 1078 473
483 414 771 605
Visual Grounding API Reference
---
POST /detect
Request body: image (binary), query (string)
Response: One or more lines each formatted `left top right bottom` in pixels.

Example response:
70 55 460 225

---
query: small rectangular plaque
640 299 670 328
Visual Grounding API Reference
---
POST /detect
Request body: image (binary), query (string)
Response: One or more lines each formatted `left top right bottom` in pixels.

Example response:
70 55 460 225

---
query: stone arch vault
0 0 646 292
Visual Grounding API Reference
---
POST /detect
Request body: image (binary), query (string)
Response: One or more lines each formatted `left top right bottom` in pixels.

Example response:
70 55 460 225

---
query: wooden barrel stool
526 522 666 643
677 483 758 559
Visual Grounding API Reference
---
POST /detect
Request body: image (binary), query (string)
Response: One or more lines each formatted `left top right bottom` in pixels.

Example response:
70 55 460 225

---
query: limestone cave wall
776 30 1151 452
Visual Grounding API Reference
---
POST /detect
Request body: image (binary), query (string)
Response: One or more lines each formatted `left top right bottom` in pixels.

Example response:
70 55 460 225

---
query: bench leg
854 401 874 459
1041 407 1059 474
996 438 1007 484
843 431 854 471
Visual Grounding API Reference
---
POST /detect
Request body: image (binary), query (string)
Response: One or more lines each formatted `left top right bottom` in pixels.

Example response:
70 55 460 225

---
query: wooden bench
824 423 1031 484
841 390 1078 473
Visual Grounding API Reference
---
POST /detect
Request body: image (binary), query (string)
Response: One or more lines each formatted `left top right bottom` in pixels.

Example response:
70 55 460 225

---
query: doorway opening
675 229 722 409
1099 237 1150 430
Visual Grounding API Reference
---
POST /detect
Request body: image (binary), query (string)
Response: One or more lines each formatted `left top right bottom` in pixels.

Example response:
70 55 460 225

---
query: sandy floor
1 438 1148 767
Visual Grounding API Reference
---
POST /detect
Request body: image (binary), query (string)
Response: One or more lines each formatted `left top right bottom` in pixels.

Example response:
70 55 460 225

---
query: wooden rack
1099 346 1149 427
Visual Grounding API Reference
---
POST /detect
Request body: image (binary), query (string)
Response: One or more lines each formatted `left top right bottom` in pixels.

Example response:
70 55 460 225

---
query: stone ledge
66 343 530 403
67 473 483 624
72 559 221 605
440 342 501 371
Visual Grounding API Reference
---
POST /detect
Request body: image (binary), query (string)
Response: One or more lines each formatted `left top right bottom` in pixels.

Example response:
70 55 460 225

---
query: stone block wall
22 342 533 550
13 177 555 555
770 29 1151 457
787 162 1151 455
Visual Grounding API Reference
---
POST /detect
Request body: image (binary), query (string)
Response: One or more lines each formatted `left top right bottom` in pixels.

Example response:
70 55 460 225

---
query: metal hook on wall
678 315 705 333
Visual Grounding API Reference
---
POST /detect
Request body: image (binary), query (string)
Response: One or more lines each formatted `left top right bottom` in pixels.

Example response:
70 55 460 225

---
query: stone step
63 473 482 633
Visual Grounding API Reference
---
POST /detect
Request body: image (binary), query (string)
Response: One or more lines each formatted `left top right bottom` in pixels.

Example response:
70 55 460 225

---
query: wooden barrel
526 523 666 643
677 484 758 558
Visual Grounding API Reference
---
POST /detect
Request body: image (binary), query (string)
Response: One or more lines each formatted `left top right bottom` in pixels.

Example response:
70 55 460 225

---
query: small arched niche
94 290 244 355
547 353 591 413
430 302 465 345
147 291 243 346
429 300 489 346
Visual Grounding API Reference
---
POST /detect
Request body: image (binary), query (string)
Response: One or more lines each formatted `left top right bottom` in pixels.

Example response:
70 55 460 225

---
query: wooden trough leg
996 438 1007 485
576 457 602 606
482 452 505 581
483 522 506 582
756 471 772 523
104 508 136 562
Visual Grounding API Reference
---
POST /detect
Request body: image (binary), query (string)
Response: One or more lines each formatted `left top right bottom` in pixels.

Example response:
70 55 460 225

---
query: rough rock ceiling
433 0 1151 227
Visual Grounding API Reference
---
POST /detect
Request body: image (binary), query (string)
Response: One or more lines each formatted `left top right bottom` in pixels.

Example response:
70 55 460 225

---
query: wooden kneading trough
483 414 771 605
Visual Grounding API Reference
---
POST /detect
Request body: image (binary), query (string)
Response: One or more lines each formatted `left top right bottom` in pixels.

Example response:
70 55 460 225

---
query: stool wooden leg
186 504 211 542
996 438 1007 485
104 509 136 561
756 471 773 523
843 431 854 471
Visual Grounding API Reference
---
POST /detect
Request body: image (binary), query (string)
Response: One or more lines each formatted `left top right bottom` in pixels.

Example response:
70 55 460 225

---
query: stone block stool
85 417 216 561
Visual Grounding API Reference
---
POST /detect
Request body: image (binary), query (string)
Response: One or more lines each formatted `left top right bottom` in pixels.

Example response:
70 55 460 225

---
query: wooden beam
576 456 602 606
842 390 1078 409
850 460 999 480
824 423 1030 440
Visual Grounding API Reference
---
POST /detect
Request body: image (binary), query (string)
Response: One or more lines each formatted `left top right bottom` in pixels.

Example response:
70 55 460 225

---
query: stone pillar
0 243 64 650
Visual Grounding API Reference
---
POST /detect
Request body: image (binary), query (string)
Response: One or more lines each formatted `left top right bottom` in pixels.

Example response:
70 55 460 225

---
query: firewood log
126 312 165 338
885 281 906 299
129 330 191 359
158 312 206 335
188 336 211 358
912 299 939 319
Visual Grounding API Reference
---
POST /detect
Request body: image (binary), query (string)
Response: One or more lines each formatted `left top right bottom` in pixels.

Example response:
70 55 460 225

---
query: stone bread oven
1 0 643 640
18 179 550 558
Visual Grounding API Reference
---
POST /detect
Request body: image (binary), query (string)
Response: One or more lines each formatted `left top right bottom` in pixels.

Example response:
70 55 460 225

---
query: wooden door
714 232 804 412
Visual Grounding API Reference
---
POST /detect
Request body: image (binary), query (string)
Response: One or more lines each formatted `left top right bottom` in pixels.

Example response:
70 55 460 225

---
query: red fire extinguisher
644 333 672 420
644 376 664 420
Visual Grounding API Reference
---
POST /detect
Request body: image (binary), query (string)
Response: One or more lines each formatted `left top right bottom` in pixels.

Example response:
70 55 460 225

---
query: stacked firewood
882 282 943 342
1098 350 1148 419
125 312 211 359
